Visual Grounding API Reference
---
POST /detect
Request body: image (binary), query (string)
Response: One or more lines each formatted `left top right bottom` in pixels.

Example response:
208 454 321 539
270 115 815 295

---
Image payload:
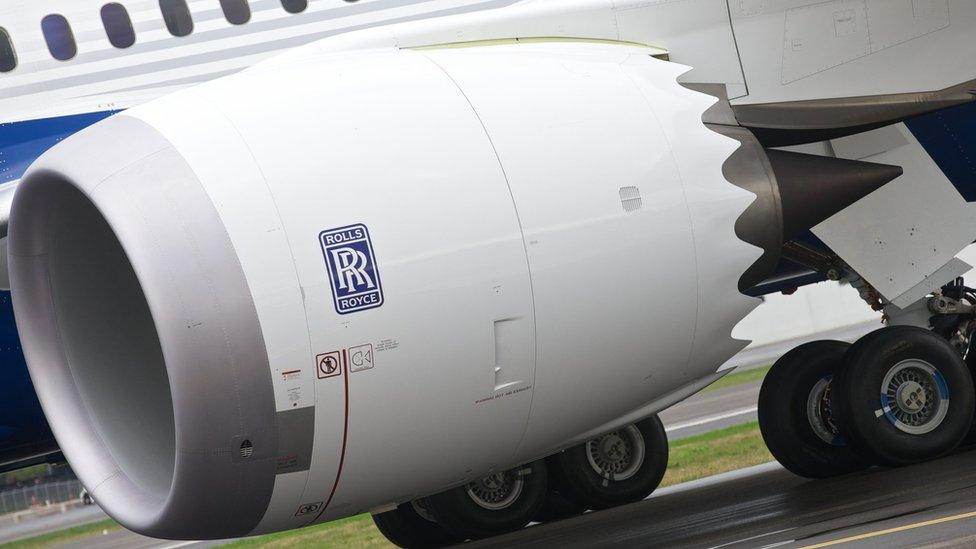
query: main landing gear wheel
371 499 462 549
758 340 868 479
425 460 548 541
833 326 975 467
550 415 668 510
963 340 976 445
532 472 587 523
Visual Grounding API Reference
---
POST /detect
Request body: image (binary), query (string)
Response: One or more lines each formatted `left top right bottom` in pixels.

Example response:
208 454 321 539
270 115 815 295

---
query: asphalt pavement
472 449 976 548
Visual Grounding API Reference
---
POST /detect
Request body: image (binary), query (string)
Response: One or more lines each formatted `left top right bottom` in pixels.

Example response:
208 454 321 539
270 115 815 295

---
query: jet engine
6 41 895 539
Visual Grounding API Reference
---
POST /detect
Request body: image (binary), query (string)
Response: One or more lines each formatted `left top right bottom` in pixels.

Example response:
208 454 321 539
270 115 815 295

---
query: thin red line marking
311 348 350 524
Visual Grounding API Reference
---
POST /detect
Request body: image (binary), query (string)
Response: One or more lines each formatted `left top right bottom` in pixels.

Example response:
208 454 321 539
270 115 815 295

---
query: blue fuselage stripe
1 111 119 184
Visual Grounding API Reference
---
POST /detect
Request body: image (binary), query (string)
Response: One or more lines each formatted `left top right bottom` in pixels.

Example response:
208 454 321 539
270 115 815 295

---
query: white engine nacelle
8 41 759 539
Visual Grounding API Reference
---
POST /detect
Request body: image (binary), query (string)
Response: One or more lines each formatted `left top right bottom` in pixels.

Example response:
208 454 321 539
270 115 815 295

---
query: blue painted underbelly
906 101 976 202
0 291 57 466
1 111 117 465
1 111 118 184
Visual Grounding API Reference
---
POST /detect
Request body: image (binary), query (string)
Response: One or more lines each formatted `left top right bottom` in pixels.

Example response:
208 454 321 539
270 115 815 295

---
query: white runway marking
157 541 201 549
665 406 758 433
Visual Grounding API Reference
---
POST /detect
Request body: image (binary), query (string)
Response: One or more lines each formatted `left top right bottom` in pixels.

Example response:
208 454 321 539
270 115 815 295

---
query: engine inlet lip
7 115 278 539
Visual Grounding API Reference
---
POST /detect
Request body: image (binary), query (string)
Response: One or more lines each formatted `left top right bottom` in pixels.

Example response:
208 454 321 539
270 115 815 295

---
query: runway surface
55 532 221 549
0 505 107 545
471 448 976 548
660 380 760 439
32 450 976 548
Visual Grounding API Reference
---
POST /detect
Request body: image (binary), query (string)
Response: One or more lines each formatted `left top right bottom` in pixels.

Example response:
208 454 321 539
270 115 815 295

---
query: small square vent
619 186 642 213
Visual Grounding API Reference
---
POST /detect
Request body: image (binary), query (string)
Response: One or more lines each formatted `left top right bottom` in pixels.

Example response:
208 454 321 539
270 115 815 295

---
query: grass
222 515 393 549
5 424 772 549
702 365 771 393
660 421 772 487
2 518 120 548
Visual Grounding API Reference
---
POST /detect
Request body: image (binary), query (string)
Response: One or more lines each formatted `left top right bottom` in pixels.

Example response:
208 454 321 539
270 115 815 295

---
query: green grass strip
662 421 772 487
222 514 393 549
2 518 120 549
702 365 771 393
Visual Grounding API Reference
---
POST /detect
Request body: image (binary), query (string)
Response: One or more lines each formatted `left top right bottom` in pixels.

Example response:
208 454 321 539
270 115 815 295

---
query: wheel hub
410 498 437 523
465 469 524 511
895 380 926 412
585 425 646 481
806 375 844 446
880 359 949 435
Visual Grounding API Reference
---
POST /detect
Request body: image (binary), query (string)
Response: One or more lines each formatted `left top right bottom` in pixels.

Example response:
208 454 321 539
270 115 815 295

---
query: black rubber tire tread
425 460 548 541
533 459 587 522
551 415 668 510
372 500 461 549
963 341 976 445
833 326 975 467
758 340 867 478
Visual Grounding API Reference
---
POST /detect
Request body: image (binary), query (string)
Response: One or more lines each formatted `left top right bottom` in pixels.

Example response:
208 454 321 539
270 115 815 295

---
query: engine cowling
9 42 760 539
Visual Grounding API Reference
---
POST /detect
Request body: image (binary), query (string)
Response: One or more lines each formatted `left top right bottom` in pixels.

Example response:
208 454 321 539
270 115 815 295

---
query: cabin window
160 0 194 37
280 0 308 13
101 3 136 48
0 28 15 72
42 14 77 61
220 0 251 25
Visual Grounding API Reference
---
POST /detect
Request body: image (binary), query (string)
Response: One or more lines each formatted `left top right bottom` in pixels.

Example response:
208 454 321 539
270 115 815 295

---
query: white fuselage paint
7 0 976 125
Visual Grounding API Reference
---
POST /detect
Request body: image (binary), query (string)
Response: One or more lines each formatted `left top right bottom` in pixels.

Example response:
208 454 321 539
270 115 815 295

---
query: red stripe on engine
311 348 350 524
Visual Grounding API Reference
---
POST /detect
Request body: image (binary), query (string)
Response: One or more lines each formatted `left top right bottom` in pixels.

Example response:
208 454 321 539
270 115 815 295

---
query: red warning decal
316 351 342 379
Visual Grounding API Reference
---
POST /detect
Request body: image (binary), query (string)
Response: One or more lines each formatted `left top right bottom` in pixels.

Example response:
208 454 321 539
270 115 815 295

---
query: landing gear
833 326 974 466
532 474 586 523
374 418 668 547
549 415 668 510
371 499 461 549
758 340 867 478
760 322 976 475
424 460 548 541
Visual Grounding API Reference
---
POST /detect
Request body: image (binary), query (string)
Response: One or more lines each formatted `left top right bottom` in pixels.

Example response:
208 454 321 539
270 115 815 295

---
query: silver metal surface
806 376 840 446
881 359 949 435
466 470 525 511
585 425 646 482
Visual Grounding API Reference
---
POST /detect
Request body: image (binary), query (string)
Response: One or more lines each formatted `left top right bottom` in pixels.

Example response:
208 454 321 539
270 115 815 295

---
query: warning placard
316 351 342 379
349 344 374 373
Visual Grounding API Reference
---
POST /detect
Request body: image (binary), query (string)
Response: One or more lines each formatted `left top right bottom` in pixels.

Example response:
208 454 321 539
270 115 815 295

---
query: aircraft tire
833 326 974 467
371 499 462 549
963 342 976 445
758 340 868 478
550 415 667 510
532 465 587 523
425 460 547 541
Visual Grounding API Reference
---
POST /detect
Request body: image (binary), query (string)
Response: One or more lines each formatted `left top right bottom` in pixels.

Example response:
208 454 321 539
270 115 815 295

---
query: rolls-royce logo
320 224 384 315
